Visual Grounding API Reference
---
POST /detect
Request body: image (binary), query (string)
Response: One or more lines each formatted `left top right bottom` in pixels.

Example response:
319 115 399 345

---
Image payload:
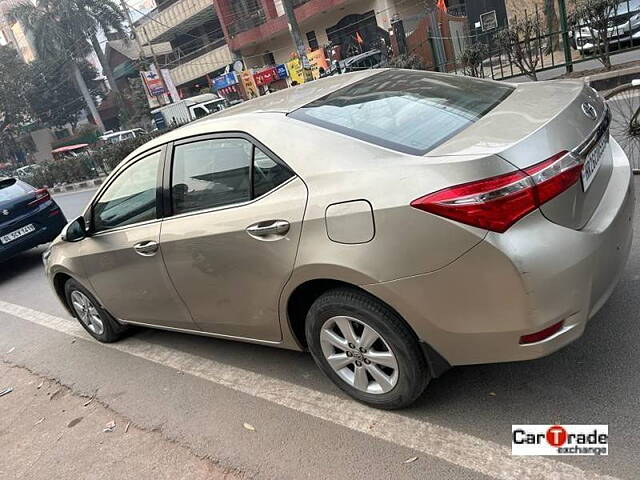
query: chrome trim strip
574 106 612 158
117 319 282 345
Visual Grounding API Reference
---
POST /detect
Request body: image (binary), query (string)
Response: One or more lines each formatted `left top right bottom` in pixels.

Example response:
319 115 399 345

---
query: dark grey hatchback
0 178 67 262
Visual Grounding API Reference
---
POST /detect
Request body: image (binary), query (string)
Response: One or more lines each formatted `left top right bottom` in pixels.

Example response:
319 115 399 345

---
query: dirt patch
0 362 240 480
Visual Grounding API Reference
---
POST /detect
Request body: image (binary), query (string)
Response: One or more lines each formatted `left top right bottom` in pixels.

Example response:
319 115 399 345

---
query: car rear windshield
289 70 514 155
0 179 31 202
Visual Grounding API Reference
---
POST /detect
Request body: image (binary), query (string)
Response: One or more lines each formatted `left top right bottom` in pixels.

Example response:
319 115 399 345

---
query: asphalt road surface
1 184 639 480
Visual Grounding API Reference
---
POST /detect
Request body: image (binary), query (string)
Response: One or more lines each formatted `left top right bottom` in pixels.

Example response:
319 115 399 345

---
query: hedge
26 130 172 188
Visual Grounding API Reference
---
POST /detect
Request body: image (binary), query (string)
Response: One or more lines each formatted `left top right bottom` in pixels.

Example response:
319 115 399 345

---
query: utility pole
119 0 172 103
281 0 312 80
141 26 172 104
119 0 145 58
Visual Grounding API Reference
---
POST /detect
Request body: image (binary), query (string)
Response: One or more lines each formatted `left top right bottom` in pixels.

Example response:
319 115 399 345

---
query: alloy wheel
320 316 399 394
70 290 105 336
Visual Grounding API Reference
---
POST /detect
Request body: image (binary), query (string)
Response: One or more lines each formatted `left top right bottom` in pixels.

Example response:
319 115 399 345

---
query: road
1 185 639 480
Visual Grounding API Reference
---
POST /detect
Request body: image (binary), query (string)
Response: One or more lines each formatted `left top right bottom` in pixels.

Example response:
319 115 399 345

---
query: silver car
44 70 634 409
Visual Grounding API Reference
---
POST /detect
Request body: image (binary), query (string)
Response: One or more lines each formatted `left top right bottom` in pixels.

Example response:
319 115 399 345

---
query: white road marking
0 300 618 480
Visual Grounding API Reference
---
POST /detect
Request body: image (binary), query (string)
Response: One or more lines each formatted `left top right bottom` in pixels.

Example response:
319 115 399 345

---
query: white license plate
0 224 36 245
581 133 608 192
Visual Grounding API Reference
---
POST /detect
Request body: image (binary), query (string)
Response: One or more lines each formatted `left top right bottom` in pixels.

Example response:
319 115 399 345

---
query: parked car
0 178 67 263
44 69 633 409
330 49 385 75
572 0 640 53
14 164 42 177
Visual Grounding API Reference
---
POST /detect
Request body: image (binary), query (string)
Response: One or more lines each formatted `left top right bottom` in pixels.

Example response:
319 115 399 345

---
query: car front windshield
289 70 514 155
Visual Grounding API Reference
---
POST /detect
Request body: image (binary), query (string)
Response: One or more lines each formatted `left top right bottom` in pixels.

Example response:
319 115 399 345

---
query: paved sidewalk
0 362 239 480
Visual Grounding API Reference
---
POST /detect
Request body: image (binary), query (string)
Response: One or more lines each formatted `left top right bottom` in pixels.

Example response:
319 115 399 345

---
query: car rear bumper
364 138 634 366
0 202 67 262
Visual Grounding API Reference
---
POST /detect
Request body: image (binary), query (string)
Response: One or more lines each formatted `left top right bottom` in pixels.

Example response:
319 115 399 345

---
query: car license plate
581 133 608 192
0 224 36 245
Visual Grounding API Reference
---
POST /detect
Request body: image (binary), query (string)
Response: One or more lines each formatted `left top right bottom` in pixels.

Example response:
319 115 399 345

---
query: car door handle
133 241 159 256
246 220 290 238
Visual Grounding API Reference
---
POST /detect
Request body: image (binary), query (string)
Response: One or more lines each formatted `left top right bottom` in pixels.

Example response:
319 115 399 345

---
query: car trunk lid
429 80 612 230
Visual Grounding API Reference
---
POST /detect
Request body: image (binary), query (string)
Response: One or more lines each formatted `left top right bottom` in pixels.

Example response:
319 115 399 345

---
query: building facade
0 0 37 63
213 0 425 68
134 0 233 92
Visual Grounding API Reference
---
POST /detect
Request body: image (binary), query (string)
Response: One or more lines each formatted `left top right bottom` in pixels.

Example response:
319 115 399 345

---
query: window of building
306 31 319 50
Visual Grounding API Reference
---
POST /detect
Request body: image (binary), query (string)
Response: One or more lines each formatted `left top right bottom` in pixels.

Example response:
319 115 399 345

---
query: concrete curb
586 65 640 92
50 177 106 194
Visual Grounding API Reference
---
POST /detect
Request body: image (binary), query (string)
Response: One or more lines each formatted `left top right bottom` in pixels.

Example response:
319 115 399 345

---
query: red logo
546 425 568 447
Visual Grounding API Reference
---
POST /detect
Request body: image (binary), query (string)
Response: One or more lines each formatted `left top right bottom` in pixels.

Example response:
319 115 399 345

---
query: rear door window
171 137 294 215
289 70 514 155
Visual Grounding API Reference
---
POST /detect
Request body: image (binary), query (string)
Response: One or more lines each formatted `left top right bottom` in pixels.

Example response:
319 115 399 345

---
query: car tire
305 287 430 410
64 278 128 343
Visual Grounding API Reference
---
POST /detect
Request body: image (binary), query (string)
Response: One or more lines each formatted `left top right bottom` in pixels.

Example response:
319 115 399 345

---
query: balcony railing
227 10 267 36
169 42 233 86
135 0 213 42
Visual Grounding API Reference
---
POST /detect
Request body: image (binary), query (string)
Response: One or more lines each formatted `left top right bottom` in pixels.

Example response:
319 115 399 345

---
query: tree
572 0 619 69
0 46 31 164
459 43 488 77
544 0 560 54
498 13 544 81
10 0 125 132
119 76 152 129
26 57 102 130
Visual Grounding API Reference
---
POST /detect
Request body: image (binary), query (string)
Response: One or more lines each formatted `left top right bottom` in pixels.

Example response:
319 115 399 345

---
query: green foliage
25 130 174 188
119 77 152 129
26 58 103 130
0 46 31 162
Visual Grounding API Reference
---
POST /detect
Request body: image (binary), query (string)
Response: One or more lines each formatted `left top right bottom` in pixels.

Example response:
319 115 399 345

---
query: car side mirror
61 216 87 242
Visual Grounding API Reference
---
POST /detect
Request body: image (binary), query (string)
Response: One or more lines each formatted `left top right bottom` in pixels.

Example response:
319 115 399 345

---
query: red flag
437 0 447 12
355 31 364 45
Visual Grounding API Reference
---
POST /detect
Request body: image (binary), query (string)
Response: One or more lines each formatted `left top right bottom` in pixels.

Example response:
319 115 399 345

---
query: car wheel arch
286 278 422 350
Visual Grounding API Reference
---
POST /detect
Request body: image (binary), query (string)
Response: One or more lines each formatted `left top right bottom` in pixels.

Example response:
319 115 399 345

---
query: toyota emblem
581 102 598 121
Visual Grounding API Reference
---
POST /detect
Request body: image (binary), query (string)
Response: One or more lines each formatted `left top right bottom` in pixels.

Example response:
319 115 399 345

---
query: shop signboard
142 70 166 96
286 58 306 84
275 64 288 79
213 72 238 90
253 66 279 87
308 49 329 79
240 70 259 99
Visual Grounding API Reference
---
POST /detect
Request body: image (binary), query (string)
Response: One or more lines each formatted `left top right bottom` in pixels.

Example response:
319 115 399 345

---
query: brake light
411 152 582 233
28 188 51 207
519 321 564 344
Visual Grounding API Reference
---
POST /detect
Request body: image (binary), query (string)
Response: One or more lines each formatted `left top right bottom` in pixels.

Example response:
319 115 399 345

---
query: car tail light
411 151 582 233
28 188 51 207
519 321 564 345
